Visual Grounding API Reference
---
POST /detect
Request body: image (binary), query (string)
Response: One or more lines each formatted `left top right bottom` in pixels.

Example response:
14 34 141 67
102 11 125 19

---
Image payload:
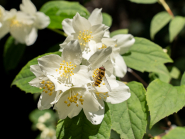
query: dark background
1 0 185 138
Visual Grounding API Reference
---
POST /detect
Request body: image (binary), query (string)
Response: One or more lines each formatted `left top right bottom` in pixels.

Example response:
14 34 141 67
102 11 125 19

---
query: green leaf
110 29 129 37
110 130 121 139
11 51 61 93
170 66 180 79
150 11 172 40
169 16 185 42
102 13 112 27
129 0 158 4
108 82 148 139
146 79 185 128
162 127 185 139
123 37 173 74
56 102 111 139
181 72 185 86
3 36 26 71
40 1 89 29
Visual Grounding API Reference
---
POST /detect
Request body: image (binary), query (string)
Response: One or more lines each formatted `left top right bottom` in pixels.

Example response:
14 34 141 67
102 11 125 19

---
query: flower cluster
0 0 50 46
29 8 135 125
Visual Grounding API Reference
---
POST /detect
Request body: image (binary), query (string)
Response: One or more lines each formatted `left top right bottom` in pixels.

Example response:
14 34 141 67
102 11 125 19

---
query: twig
159 0 174 19
48 28 67 37
127 68 148 87
173 113 183 126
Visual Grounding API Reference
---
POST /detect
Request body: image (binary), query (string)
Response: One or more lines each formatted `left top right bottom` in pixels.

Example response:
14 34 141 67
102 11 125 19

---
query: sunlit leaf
150 11 172 39
110 29 129 37
108 82 148 139
123 37 173 74
56 103 111 139
102 13 112 27
170 66 180 79
181 72 185 86
169 16 185 42
162 127 185 139
129 0 158 4
3 36 26 71
40 1 89 29
146 79 185 128
11 52 61 93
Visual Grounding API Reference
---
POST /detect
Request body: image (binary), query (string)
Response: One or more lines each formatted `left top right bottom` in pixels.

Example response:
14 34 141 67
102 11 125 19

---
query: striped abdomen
94 67 105 86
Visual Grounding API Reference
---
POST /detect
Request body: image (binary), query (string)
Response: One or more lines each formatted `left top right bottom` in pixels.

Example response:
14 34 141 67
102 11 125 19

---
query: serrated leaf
40 1 89 29
56 102 111 139
146 79 185 128
169 16 185 42
102 13 112 27
11 52 61 93
108 82 148 139
123 37 173 74
162 127 185 139
181 72 185 86
150 11 172 39
110 29 129 37
129 0 158 4
170 66 180 79
3 36 26 71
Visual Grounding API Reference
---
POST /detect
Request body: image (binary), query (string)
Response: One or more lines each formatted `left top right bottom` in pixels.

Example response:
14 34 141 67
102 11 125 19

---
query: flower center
95 92 109 99
40 80 55 96
78 30 93 46
10 19 22 27
64 91 84 107
56 60 76 79
98 44 107 50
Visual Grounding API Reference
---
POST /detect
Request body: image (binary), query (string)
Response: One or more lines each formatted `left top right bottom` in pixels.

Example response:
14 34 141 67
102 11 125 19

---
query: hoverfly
93 66 111 92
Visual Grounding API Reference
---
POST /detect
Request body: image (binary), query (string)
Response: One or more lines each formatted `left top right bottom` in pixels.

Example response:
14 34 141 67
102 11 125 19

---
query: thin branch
127 68 148 87
48 28 67 37
159 0 174 19
173 113 183 126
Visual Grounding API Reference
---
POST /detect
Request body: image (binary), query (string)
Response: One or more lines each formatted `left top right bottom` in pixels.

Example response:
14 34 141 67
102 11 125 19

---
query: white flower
29 64 60 110
37 40 91 92
53 86 102 121
59 8 108 54
20 0 50 45
5 9 35 45
20 0 50 29
0 5 10 39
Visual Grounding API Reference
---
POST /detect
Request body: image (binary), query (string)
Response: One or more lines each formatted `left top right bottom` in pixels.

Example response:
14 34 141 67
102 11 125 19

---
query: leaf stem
48 28 67 37
127 68 148 87
159 0 174 19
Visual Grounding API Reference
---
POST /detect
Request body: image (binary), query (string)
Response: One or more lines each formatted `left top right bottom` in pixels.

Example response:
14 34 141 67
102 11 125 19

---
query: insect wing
103 76 112 92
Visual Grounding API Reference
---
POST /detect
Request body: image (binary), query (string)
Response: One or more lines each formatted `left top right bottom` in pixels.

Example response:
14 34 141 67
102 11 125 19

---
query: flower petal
106 81 130 104
62 18 74 36
113 55 127 78
72 65 91 86
83 100 104 125
29 77 42 87
30 64 44 77
80 90 101 112
91 24 105 43
62 40 82 65
59 35 74 52
68 106 82 118
38 91 58 110
0 20 9 39
38 54 62 76
112 34 135 55
103 30 110 38
89 47 112 69
102 38 117 47
20 0 37 15
72 13 91 33
25 27 37 46
88 8 103 26
104 60 113 76
34 12 50 29
82 40 97 60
